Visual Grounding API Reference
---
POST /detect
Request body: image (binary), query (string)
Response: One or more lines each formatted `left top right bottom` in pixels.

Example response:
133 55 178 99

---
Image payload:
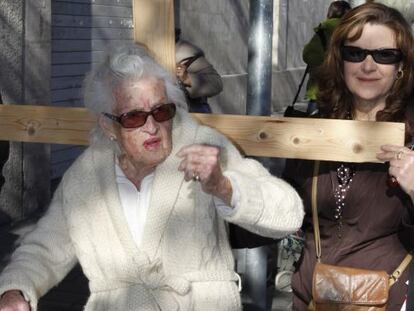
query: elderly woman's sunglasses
103 103 176 129
341 46 403 64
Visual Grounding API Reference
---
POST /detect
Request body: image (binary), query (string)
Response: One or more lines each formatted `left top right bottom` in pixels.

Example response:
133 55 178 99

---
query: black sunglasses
341 46 403 64
103 103 176 129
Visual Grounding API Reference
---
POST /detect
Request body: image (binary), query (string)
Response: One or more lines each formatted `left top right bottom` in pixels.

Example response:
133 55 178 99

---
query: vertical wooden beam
132 0 176 73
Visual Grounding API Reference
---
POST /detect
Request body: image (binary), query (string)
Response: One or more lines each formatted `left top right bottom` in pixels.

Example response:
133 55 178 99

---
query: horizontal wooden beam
0 105 405 163
0 104 95 145
194 113 405 163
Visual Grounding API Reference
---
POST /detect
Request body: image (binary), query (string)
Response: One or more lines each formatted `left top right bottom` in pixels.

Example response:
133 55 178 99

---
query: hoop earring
396 69 404 80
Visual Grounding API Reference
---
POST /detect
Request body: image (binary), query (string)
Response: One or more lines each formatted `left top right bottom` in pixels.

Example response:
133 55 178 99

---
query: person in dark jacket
302 1 351 114
285 3 414 310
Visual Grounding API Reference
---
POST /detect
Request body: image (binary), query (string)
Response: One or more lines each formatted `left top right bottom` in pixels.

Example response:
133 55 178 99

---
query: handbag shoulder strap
389 253 412 287
290 65 310 108
311 160 412 285
311 160 321 262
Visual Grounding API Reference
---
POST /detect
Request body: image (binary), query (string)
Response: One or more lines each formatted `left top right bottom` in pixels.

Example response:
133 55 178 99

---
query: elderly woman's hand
177 144 233 205
377 144 414 199
0 290 29 311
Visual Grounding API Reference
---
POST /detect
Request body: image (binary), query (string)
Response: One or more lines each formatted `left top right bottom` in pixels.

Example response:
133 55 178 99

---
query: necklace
333 163 355 238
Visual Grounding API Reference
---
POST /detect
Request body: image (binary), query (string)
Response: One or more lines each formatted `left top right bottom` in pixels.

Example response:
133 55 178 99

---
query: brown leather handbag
311 263 389 310
309 161 412 311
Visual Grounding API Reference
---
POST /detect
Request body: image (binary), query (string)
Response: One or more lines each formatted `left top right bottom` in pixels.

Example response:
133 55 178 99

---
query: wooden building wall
50 0 134 179
0 0 51 221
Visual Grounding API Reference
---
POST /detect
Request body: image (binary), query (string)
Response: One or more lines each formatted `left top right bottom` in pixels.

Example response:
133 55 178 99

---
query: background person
284 3 414 310
302 0 351 115
0 43 304 311
175 28 223 113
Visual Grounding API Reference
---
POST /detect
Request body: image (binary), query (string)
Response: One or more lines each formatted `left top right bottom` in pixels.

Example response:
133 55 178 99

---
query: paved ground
270 290 292 311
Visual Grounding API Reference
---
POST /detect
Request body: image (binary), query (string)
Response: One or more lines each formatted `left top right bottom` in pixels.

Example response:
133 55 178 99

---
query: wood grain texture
0 105 95 145
193 113 405 163
132 0 175 73
0 105 405 162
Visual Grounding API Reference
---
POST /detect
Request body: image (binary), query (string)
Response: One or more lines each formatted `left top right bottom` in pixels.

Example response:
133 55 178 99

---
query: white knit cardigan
0 109 304 311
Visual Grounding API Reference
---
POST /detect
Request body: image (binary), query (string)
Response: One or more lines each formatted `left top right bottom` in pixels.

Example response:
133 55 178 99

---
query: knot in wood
259 131 268 140
27 126 36 136
26 120 40 136
352 143 363 154
293 137 300 145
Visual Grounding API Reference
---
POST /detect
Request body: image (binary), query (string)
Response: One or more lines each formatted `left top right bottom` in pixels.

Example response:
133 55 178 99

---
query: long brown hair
317 2 414 131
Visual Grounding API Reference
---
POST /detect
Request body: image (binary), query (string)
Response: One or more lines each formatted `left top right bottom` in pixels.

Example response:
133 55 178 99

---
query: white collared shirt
115 164 238 247
115 164 154 247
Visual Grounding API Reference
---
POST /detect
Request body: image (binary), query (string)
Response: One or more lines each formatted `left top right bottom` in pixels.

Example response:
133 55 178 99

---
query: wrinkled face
110 77 173 169
343 23 400 107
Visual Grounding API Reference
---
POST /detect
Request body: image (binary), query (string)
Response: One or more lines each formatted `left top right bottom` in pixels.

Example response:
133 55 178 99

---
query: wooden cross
0 0 405 163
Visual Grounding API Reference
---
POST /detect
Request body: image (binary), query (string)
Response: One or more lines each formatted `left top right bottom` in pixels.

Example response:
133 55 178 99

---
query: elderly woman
284 3 414 310
0 44 304 311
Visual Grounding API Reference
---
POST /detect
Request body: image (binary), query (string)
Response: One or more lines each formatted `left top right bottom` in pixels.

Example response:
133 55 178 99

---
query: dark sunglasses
103 103 176 129
341 46 403 64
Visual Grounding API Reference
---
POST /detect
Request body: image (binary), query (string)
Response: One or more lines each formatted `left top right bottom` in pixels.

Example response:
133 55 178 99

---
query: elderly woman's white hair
83 42 187 145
